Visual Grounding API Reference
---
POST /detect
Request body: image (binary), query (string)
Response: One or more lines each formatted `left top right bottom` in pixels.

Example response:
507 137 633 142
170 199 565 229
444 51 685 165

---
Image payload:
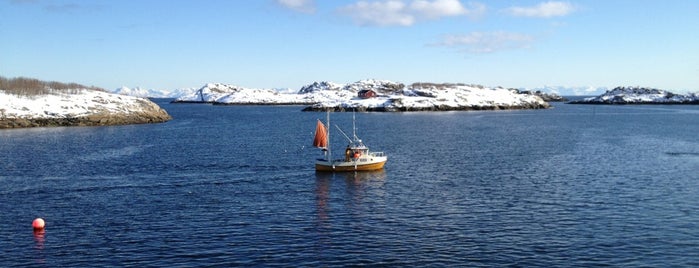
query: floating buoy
32 218 45 230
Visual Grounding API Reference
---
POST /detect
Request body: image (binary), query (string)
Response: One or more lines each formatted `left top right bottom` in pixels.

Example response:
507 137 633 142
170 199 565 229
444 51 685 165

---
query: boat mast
352 111 358 170
326 110 331 162
352 110 357 142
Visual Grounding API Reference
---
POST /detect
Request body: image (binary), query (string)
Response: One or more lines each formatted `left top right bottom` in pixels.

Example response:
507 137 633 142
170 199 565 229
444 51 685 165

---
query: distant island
115 84 604 99
569 86 699 104
173 79 552 111
0 76 171 129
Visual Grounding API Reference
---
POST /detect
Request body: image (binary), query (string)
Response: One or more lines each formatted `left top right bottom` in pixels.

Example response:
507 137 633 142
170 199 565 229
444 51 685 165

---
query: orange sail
313 120 328 148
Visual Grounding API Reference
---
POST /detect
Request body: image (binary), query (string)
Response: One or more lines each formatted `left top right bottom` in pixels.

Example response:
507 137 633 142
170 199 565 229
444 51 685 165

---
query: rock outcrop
518 90 568 102
0 89 171 129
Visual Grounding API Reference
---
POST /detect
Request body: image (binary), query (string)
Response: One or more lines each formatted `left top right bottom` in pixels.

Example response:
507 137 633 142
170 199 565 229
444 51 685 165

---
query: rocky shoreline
301 100 550 112
0 111 171 128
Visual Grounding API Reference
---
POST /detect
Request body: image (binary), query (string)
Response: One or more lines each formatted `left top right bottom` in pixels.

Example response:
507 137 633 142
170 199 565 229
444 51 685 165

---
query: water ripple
3 104 699 266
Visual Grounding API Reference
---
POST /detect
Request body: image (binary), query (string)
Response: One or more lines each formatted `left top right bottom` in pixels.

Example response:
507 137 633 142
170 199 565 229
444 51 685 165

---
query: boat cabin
344 146 369 161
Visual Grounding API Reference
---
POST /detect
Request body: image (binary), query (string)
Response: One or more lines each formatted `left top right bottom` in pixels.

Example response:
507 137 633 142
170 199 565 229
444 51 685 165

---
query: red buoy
32 218 45 230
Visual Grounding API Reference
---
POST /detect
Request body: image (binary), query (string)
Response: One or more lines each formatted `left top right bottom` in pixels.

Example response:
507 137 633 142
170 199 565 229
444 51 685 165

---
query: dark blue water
2 100 699 266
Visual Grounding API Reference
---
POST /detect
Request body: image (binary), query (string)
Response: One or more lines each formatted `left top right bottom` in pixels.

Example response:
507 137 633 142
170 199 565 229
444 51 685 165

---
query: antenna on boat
335 125 353 143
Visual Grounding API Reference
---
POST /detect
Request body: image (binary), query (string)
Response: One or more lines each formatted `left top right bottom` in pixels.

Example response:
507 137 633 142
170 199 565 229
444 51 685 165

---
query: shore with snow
0 89 171 128
173 80 551 111
568 87 699 104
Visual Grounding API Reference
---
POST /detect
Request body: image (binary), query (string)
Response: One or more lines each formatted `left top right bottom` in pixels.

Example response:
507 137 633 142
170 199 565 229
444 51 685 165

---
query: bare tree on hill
0 76 105 96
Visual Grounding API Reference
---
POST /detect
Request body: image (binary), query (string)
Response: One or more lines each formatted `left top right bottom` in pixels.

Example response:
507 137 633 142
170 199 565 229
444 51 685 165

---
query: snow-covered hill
174 79 550 111
569 86 699 104
303 81 549 111
0 89 171 128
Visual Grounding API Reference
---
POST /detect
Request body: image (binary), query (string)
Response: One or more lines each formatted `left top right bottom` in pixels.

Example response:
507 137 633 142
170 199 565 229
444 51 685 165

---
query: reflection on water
33 229 46 265
78 145 151 162
313 170 388 260
315 170 387 183
314 170 387 224
33 229 45 250
315 174 331 225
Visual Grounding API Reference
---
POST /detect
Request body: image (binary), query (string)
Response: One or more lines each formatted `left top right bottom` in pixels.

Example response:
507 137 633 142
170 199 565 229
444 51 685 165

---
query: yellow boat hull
315 159 387 172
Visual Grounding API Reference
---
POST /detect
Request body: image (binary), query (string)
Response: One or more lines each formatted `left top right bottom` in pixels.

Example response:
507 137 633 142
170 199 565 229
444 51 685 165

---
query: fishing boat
313 112 387 172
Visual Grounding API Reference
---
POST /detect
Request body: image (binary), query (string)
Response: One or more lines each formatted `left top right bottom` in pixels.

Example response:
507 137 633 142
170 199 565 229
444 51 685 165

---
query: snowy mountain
524 86 607 96
174 83 272 103
113 86 157 98
568 86 699 104
113 86 198 98
174 79 550 111
0 89 171 128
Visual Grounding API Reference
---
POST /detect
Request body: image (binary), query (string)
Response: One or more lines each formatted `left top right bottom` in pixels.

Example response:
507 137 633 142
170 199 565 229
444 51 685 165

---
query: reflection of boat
315 169 387 182
313 112 387 172
314 169 386 231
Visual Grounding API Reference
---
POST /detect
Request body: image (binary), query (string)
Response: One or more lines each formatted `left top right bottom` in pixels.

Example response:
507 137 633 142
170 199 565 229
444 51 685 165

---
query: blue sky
1 0 698 92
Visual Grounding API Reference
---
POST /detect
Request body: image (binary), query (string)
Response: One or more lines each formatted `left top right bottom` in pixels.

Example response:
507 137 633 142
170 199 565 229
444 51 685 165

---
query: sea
2 99 699 267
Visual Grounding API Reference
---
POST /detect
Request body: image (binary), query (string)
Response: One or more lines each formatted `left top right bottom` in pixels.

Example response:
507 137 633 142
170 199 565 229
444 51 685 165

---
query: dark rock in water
568 86 699 104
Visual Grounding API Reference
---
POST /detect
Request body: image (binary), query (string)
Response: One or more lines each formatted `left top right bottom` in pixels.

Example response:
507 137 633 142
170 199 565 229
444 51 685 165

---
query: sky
1 0 698 93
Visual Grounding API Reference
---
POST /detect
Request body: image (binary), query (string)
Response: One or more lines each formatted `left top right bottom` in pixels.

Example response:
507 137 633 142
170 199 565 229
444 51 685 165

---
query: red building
358 89 377 99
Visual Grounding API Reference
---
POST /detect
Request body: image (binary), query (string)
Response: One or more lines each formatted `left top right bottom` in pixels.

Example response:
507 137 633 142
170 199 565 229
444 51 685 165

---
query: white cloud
276 0 316 14
339 0 485 27
433 31 535 54
410 0 484 19
504 1 576 18
339 0 414 26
